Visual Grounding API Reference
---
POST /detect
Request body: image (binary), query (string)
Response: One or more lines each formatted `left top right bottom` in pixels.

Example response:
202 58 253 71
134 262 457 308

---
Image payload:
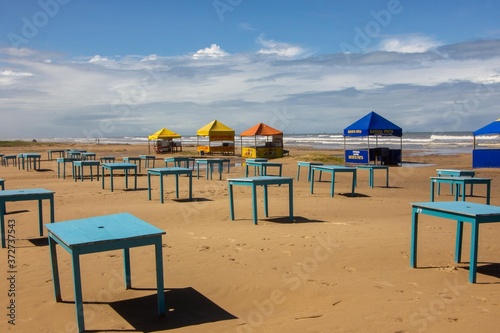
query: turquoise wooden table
410 201 500 283
244 158 268 176
164 157 195 169
436 169 475 195
67 150 86 159
56 157 79 179
100 156 115 163
72 160 100 182
47 149 66 161
228 176 294 225
19 153 41 171
147 167 193 204
81 152 96 161
101 163 138 192
196 158 230 180
123 157 143 172
2 155 17 167
0 188 55 248
310 165 357 197
140 155 156 169
45 213 166 333
430 176 491 204
245 161 282 177
296 161 323 181
357 165 389 188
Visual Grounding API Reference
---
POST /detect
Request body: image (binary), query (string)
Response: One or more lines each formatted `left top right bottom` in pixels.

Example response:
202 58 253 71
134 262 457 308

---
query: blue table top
0 188 54 197
102 162 137 168
313 165 356 170
22 153 41 157
247 161 282 166
164 157 193 161
45 213 165 247
57 157 79 162
411 201 500 216
357 165 389 169
229 176 293 183
73 160 100 166
297 161 323 165
148 167 192 173
430 176 491 181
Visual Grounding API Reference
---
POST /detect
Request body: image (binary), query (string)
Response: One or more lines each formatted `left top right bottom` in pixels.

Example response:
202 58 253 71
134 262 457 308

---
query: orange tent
240 123 284 158
240 123 283 136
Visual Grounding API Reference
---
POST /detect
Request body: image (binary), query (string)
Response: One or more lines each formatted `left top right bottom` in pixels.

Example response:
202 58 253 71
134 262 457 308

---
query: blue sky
1 0 500 139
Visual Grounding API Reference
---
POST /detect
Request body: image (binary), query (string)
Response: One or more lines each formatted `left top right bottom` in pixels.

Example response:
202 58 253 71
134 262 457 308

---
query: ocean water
34 132 499 156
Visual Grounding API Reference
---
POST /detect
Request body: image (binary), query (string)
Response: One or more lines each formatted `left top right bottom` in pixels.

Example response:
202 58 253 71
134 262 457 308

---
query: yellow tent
148 128 182 153
148 128 181 140
196 120 235 155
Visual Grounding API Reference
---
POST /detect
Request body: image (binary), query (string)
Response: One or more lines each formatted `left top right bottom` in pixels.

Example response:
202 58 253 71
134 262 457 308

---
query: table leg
71 252 85 333
155 239 166 315
469 222 479 283
430 180 435 201
110 170 114 192
147 173 152 200
352 170 357 193
219 162 223 180
252 184 258 225
288 181 294 222
310 169 315 194
134 168 137 190
263 184 269 217
330 172 335 197
369 169 374 188
0 200 5 248
296 165 301 181
410 208 419 268
486 182 490 205
278 166 282 177
101 166 105 189
50 196 55 223
48 236 62 301
188 173 192 200
197 163 200 179
228 183 235 220
175 174 179 199
125 169 129 189
38 199 44 236
123 248 131 288
455 221 464 263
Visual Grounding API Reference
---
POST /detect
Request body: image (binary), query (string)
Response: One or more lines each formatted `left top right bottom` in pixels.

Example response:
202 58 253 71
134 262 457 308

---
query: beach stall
148 128 182 154
472 118 500 168
240 123 284 158
196 120 235 155
343 111 403 165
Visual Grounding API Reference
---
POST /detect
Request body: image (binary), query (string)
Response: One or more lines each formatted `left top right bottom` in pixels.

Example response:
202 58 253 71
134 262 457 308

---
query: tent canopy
241 123 283 136
473 118 500 136
343 111 402 137
197 120 234 136
148 128 181 140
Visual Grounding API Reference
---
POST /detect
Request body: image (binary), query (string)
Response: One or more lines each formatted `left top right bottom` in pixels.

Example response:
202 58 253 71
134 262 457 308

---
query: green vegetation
295 153 344 164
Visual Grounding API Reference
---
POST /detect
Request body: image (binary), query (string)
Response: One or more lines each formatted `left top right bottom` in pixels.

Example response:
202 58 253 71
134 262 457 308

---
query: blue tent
472 118 500 168
473 118 500 136
343 112 403 165
343 111 403 137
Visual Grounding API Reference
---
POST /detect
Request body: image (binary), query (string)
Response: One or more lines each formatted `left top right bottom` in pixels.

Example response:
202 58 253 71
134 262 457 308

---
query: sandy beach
1 143 499 333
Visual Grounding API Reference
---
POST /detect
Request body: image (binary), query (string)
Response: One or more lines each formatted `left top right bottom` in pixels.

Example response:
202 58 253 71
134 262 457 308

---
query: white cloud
192 44 229 59
377 34 442 53
1 70 32 77
88 55 114 63
256 35 306 57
